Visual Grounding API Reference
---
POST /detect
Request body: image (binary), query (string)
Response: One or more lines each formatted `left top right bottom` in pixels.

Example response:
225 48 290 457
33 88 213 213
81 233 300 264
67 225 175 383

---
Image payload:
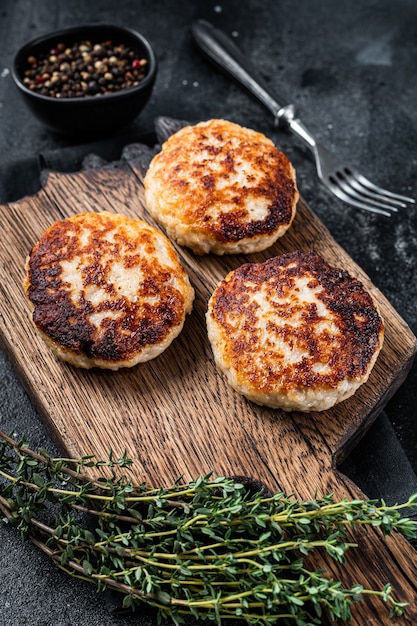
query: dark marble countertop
0 1 416 625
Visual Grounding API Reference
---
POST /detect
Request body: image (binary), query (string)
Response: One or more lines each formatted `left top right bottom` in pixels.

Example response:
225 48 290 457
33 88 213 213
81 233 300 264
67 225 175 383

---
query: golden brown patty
144 119 298 255
206 250 384 411
24 211 194 369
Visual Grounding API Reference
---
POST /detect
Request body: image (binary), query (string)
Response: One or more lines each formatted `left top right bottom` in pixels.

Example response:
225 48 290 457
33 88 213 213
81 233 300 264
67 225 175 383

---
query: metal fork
191 20 415 217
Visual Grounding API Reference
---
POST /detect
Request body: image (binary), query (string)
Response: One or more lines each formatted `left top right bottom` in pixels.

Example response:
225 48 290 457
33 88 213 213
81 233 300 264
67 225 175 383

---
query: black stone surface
0 1 416 624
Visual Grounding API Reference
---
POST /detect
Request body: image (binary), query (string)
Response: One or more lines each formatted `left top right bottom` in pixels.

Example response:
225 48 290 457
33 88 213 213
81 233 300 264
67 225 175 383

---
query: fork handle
191 20 295 127
192 20 318 152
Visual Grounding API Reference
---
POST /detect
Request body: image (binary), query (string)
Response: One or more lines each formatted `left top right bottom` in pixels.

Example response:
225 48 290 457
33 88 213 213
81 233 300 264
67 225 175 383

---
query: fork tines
327 166 415 216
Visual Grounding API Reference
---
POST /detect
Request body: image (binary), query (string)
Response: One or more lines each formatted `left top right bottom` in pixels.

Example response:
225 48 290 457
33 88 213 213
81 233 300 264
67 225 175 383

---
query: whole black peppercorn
23 39 149 98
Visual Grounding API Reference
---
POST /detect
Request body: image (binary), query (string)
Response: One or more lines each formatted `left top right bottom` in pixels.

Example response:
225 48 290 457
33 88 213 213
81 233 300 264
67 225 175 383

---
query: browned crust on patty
144 119 298 254
24 212 194 368
208 250 384 396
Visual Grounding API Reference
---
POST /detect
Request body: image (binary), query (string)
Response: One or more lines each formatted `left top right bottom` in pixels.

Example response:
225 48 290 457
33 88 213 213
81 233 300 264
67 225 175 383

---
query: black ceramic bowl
12 24 157 135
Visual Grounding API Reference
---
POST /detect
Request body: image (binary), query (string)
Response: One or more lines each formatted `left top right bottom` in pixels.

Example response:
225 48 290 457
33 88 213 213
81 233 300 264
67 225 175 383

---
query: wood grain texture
0 158 416 624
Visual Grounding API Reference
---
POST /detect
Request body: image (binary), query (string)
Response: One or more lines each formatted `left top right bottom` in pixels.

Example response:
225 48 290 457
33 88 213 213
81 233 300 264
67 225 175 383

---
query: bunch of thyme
0 430 416 625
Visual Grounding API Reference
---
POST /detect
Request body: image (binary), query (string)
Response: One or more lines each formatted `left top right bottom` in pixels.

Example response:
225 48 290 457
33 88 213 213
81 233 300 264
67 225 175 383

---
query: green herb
0 429 416 625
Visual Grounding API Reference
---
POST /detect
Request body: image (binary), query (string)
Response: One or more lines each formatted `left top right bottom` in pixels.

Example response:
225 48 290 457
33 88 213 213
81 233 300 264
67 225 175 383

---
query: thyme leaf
1 430 416 625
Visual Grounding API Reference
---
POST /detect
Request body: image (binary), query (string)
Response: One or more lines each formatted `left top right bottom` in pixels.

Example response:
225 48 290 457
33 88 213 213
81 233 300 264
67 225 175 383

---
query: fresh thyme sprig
0 430 416 625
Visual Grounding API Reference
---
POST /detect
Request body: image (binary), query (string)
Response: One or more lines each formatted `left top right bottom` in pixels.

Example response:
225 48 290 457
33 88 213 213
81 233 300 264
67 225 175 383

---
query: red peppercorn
22 39 148 98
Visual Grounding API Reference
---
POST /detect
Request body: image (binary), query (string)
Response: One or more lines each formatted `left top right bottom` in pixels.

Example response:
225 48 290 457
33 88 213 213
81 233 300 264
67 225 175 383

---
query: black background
0 1 416 624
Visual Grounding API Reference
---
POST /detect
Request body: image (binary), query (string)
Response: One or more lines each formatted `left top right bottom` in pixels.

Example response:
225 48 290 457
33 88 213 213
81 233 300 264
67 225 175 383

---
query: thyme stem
1 430 415 625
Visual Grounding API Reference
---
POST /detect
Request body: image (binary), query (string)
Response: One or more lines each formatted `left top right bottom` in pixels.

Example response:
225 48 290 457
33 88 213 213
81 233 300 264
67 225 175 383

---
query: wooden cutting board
0 149 416 624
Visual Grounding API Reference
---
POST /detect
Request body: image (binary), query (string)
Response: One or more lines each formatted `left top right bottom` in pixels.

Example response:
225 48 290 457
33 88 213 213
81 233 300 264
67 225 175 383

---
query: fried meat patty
24 211 194 369
206 250 384 411
143 119 298 255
